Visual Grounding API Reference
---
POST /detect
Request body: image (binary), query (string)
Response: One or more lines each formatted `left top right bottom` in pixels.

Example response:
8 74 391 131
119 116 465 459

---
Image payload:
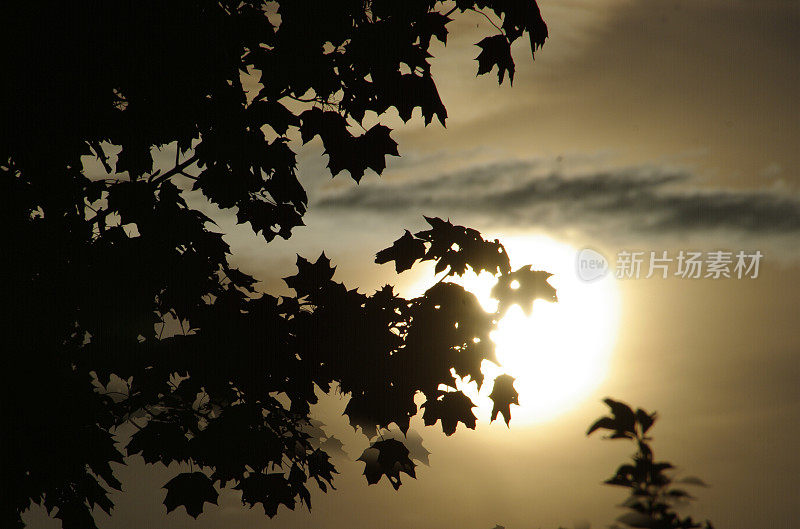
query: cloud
316 158 800 241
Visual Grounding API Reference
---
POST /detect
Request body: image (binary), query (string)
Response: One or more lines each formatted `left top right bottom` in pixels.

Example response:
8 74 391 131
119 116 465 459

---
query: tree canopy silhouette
2 1 550 527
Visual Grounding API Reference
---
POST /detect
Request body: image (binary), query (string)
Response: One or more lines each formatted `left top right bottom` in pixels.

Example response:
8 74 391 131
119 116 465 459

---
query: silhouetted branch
88 141 114 174
150 153 199 186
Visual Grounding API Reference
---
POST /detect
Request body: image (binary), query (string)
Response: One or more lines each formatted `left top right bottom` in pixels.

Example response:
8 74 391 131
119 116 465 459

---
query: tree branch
150 154 199 186
88 141 113 174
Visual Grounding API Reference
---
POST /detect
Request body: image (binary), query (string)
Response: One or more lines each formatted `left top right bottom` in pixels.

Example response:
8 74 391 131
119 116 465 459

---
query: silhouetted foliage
2 1 549 527
489 374 520 425
492 401 716 529
588 399 715 529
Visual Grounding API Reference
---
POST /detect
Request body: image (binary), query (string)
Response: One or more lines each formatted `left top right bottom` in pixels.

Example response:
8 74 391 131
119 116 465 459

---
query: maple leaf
248 100 300 136
399 281 495 394
380 428 431 466
475 35 515 85
405 430 432 466
489 374 519 426
307 449 338 492
319 436 348 459
358 438 417 490
301 419 348 458
344 386 418 438
357 123 400 176
235 473 296 517
375 230 427 272
526 0 549 58
298 108 398 182
298 108 346 145
235 198 306 243
163 472 218 519
283 253 336 298
491 266 557 317
414 12 450 48
288 464 312 509
413 216 511 277
421 390 478 436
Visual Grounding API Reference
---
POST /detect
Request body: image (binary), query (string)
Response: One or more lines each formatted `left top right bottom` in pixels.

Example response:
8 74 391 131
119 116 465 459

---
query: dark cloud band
316 160 800 235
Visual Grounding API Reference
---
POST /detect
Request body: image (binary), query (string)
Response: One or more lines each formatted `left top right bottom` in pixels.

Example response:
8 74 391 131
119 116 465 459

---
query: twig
470 7 503 33
88 141 113 174
150 154 199 185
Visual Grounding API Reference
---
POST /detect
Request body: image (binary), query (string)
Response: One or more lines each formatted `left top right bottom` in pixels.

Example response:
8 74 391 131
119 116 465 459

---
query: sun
433 234 620 425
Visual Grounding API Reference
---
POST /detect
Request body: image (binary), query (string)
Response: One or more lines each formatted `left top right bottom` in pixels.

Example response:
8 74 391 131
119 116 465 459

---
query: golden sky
26 1 799 528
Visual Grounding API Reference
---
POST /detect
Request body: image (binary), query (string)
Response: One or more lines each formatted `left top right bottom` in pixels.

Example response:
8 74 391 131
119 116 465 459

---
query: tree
489 399 716 529
588 399 715 529
1 1 550 527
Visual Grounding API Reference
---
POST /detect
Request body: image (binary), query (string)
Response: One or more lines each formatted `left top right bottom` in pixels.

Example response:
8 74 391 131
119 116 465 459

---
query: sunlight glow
430 235 620 425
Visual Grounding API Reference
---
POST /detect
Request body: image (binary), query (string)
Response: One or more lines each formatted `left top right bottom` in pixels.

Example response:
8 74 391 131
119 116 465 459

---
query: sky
25 1 800 528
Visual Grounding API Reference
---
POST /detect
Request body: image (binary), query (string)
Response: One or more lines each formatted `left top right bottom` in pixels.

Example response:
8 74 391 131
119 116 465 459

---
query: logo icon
576 248 609 282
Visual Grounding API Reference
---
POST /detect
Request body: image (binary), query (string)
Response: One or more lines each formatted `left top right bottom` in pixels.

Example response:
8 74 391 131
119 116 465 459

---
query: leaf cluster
2 1 548 527
588 399 714 529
